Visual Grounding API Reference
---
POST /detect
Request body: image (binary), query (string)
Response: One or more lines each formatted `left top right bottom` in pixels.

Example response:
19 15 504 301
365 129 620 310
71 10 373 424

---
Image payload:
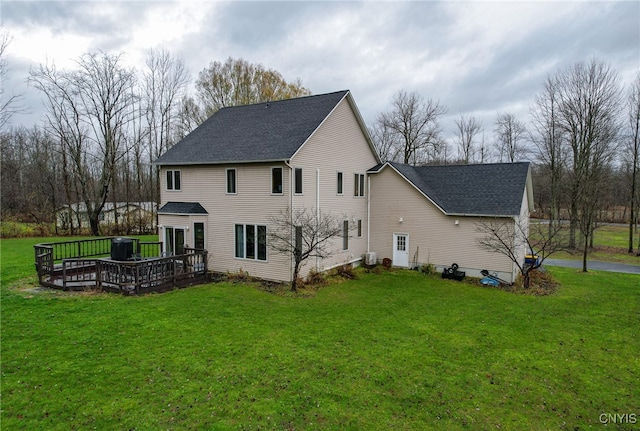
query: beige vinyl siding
158 96 379 283
369 167 517 282
159 162 292 281
290 97 378 276
512 188 532 281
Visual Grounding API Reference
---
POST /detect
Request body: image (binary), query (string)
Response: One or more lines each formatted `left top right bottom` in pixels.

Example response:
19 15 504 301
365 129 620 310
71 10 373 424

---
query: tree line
1 36 638 257
0 43 310 235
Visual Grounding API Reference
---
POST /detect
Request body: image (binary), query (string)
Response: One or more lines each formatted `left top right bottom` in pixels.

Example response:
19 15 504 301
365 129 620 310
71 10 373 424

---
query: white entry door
392 233 409 267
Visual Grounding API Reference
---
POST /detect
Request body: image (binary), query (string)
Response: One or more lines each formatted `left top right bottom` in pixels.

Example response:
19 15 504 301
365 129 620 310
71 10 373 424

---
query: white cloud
3 0 638 136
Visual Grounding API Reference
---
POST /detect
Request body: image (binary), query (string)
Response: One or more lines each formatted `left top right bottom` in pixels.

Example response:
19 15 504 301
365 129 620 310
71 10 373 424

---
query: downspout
284 160 294 283
367 174 371 253
316 168 320 272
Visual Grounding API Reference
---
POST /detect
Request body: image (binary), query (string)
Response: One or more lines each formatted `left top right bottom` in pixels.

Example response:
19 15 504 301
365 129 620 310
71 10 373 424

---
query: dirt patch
506 270 559 296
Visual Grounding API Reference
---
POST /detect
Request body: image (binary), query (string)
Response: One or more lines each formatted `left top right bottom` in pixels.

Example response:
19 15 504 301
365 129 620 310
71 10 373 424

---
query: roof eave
158 212 208 216
153 158 291 167
447 212 518 218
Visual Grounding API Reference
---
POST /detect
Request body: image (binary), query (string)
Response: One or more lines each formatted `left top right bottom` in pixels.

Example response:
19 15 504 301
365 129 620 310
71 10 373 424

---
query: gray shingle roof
158 202 208 214
154 90 350 165
381 161 531 216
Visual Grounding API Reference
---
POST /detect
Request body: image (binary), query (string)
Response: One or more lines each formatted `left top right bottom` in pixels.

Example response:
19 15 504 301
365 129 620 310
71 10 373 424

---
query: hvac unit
365 252 377 265
111 237 134 261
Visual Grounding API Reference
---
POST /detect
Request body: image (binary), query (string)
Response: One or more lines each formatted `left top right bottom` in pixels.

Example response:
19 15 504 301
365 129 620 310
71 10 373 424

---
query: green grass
540 223 640 265
1 237 639 430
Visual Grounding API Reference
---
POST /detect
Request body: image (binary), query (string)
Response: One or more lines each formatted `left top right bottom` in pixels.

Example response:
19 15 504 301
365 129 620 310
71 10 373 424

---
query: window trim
294 167 303 195
342 220 349 250
166 169 181 191
193 222 206 250
234 223 267 261
164 225 186 255
226 168 237 195
354 173 365 197
336 171 343 195
271 167 283 195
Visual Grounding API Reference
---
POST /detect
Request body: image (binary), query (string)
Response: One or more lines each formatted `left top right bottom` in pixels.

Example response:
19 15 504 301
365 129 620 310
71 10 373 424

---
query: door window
194 223 205 249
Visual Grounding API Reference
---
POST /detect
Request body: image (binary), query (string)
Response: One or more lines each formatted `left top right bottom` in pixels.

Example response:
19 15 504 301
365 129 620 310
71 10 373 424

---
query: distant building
56 202 157 234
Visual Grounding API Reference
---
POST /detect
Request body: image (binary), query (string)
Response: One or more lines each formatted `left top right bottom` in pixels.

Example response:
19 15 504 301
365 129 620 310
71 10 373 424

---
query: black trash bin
111 237 134 261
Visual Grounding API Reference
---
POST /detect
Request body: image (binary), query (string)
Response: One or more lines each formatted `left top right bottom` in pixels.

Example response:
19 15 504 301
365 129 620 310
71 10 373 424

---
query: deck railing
33 238 208 295
97 250 208 294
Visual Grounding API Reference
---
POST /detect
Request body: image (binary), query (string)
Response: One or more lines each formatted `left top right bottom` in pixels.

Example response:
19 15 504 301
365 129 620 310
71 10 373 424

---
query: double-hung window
354 173 365 197
226 168 237 194
166 170 181 191
235 224 267 261
272 167 283 194
342 220 349 250
294 167 303 194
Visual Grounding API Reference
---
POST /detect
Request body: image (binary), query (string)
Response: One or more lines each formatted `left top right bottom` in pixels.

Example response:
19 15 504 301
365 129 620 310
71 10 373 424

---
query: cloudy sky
2 0 639 142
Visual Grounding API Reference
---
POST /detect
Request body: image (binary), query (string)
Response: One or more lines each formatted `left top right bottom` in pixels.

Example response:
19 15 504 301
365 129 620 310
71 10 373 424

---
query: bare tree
368 122 399 163
0 31 24 132
193 57 311 120
268 207 350 292
30 51 138 235
494 112 528 162
454 114 482 164
627 72 640 254
530 77 567 234
0 127 63 225
555 59 622 270
375 90 447 165
476 216 567 289
477 131 490 164
142 48 190 202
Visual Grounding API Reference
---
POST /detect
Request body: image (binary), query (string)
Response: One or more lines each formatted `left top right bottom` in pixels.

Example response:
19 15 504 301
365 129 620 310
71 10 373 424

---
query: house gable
154 90 352 166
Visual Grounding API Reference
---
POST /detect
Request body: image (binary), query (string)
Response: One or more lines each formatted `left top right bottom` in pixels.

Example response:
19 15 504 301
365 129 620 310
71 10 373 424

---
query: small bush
0 221 55 238
334 264 358 280
227 268 252 283
367 265 386 274
306 270 327 286
420 263 436 275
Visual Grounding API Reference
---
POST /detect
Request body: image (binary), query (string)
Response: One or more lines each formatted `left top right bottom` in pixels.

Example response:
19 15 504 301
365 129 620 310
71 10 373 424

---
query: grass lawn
1 237 639 430
542 223 640 265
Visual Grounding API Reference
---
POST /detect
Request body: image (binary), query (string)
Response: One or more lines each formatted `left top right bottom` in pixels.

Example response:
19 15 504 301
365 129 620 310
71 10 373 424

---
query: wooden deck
35 238 209 295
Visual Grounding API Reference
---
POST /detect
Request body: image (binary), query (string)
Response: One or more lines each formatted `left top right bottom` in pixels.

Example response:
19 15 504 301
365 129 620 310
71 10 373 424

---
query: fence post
62 260 67 291
96 260 102 291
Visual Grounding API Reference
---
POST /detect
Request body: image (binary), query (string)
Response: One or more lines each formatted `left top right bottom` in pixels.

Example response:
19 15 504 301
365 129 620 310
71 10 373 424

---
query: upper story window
337 172 343 195
354 173 365 197
294 167 303 194
272 167 283 194
166 170 181 191
226 168 237 194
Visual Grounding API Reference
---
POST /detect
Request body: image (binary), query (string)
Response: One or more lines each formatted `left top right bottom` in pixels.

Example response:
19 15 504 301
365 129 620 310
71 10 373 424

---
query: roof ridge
218 90 349 111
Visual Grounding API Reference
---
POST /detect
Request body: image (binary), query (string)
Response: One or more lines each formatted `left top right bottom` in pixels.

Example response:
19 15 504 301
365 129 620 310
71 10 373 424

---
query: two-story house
154 90 380 282
155 90 533 284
